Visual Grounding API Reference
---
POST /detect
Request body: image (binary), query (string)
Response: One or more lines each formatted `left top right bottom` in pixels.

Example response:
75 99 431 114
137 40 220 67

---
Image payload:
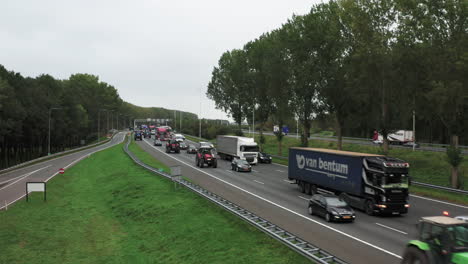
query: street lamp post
48 107 62 155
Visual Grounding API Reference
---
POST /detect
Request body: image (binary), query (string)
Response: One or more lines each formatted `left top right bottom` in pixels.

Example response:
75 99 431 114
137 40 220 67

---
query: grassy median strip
0 142 310 264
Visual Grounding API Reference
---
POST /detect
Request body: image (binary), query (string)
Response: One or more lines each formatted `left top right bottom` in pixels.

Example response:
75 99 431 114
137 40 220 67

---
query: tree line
0 65 197 169
207 0 467 154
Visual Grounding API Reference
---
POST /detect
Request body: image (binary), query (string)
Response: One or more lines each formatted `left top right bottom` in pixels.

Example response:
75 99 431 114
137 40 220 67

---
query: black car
258 152 272 164
154 139 162 146
308 194 355 222
231 158 252 172
179 142 188 150
187 144 197 154
134 131 143 141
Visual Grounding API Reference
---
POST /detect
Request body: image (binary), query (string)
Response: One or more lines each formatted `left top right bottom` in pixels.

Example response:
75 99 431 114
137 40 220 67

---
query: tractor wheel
401 246 429 264
200 159 204 168
213 160 217 168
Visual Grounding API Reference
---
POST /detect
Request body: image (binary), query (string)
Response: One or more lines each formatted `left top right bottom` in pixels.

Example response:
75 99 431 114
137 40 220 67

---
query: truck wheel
311 185 318 195
299 181 306 193
365 200 375 216
305 183 311 195
401 246 429 264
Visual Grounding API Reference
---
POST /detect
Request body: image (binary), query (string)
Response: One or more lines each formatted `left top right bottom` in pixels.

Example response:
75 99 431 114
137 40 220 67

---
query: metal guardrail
411 181 468 195
123 136 347 264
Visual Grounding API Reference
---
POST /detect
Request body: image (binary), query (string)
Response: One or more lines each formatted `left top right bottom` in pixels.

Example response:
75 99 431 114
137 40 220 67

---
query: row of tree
207 0 467 153
0 65 197 169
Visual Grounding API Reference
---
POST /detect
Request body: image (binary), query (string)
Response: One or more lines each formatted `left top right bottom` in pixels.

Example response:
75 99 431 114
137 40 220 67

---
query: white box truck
374 130 414 145
216 136 259 164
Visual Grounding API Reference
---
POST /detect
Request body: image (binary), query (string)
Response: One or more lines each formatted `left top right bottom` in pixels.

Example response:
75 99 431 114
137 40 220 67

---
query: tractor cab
402 216 468 264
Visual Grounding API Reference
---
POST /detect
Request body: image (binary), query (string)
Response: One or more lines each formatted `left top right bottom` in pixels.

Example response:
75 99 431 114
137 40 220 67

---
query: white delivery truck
216 136 259 164
374 130 414 145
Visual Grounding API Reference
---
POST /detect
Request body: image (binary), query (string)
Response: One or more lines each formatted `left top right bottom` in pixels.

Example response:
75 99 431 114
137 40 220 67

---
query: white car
455 216 468 223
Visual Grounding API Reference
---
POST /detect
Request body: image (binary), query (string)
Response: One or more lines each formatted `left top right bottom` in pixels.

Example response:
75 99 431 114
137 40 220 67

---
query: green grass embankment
0 140 310 264
259 134 468 205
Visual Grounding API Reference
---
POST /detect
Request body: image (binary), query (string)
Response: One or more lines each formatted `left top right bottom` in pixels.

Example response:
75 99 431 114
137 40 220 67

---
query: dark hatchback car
179 142 188 150
231 158 252 172
258 152 272 164
187 144 197 154
308 194 355 222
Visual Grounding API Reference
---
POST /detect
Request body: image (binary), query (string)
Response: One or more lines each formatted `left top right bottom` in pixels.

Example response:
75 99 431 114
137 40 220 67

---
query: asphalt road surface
138 137 468 264
0 132 126 210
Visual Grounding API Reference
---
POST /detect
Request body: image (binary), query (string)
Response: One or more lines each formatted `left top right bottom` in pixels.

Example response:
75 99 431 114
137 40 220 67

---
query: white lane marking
0 165 51 186
276 169 285 173
298 196 309 201
375 223 408 235
143 139 402 259
0 165 51 190
283 179 295 183
253 180 264 185
410 194 468 209
0 133 125 211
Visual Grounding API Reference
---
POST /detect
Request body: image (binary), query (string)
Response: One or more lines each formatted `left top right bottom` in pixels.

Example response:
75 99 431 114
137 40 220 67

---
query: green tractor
402 216 468 264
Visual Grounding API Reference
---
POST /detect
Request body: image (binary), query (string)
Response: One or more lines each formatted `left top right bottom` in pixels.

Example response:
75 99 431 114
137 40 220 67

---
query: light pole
98 109 107 142
48 107 61 155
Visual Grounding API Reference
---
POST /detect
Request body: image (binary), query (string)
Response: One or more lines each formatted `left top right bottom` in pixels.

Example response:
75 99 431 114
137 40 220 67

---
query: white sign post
26 182 46 202
170 166 182 189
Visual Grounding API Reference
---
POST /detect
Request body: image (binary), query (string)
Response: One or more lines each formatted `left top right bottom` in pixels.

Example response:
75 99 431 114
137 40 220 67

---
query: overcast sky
1 0 321 120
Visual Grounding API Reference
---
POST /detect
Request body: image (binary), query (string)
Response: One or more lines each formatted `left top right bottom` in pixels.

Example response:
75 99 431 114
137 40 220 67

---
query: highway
0 132 126 210
137 136 468 264
243 130 468 155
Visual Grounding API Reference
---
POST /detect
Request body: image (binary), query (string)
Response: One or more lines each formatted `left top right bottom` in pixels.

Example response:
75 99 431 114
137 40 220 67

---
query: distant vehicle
308 194 355 222
186 144 197 154
196 146 217 168
174 134 185 142
134 131 143 141
455 216 468 223
231 158 252 172
273 125 289 136
165 139 180 153
257 152 272 164
402 216 468 264
156 127 171 141
179 142 188 150
154 139 162 146
199 141 214 148
373 130 415 145
150 129 156 135
144 131 151 138
288 147 410 216
216 136 259 165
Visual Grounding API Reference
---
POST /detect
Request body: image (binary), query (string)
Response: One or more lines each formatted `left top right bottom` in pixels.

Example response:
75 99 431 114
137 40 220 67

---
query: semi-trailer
288 147 410 215
216 136 259 164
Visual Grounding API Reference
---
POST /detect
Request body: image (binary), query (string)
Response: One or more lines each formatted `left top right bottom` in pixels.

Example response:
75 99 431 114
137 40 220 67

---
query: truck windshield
382 173 409 187
240 145 259 152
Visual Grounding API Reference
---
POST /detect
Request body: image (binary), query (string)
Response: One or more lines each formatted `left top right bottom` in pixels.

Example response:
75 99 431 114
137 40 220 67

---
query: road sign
59 168 65 174
26 182 46 201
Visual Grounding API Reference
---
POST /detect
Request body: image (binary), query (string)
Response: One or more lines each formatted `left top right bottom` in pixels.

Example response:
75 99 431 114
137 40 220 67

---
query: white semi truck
373 130 414 145
216 136 259 164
